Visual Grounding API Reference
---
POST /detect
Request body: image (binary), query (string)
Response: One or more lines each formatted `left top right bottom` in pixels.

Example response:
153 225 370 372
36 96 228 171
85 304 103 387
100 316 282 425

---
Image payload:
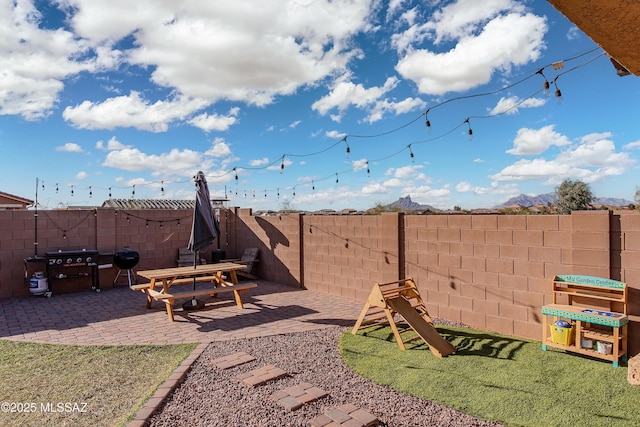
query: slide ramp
387 296 456 358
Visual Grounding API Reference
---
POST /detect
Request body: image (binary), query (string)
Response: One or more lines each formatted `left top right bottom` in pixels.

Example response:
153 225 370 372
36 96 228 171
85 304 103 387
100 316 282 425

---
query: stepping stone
309 403 378 427
236 364 288 387
271 382 328 411
211 351 256 370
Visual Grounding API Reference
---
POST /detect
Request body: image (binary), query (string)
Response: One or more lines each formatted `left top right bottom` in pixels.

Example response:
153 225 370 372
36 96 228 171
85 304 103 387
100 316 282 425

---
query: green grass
340 325 640 427
0 340 196 427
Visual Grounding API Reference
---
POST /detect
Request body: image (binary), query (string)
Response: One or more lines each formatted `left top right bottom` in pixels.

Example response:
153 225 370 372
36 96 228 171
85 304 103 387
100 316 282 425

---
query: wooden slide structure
351 278 456 358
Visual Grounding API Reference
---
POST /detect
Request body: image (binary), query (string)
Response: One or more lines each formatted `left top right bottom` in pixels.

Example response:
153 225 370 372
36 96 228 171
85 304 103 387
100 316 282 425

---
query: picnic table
132 262 257 321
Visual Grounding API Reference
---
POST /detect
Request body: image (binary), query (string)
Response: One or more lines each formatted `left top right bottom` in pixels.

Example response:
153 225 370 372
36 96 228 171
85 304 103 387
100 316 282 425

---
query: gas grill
45 250 101 295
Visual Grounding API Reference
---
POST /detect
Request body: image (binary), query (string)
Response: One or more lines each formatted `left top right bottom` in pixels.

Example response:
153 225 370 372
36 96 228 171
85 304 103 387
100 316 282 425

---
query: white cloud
205 138 232 158
75 171 88 180
394 2 547 95
624 140 640 150
507 125 571 156
63 91 208 132
492 132 636 184
312 77 401 122
352 158 369 172
95 136 130 151
102 147 212 176
0 2 118 120
488 95 546 115
56 143 83 152
189 108 240 132
249 158 270 167
325 130 347 139
67 1 376 105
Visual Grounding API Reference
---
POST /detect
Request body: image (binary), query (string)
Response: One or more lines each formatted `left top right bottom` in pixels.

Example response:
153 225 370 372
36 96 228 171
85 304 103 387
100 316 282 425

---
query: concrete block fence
1 207 638 356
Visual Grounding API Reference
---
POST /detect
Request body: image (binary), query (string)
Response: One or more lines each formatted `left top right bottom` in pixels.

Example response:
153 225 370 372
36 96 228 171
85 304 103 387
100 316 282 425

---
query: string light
553 76 562 104
536 68 550 96
161 181 165 194
131 184 136 198
425 109 431 132
409 145 415 162
312 180 315 191
34 49 600 206
70 184 74 196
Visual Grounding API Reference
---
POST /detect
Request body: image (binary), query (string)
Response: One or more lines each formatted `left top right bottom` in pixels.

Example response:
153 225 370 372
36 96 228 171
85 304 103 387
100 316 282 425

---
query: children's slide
387 296 456 358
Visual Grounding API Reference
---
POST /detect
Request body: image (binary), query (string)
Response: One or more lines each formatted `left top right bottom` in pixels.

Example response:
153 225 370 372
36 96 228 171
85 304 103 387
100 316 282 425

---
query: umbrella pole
183 250 205 310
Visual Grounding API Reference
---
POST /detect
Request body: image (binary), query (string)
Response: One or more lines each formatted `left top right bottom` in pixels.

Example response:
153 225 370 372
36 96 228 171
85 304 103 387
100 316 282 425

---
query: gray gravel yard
148 325 504 427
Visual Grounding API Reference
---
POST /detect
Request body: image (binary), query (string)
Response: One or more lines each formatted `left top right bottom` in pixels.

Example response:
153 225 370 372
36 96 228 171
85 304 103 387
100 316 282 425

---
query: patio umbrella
184 171 218 309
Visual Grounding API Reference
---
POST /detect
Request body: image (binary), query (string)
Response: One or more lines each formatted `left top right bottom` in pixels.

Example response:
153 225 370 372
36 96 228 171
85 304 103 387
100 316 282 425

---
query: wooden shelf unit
541 275 628 367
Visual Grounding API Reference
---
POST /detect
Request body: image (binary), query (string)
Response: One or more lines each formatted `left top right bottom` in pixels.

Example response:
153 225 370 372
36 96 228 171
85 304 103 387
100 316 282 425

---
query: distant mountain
494 193 633 209
387 195 438 211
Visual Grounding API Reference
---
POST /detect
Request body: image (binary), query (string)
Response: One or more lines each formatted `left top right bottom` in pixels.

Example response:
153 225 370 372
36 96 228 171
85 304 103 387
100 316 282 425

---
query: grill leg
126 269 138 287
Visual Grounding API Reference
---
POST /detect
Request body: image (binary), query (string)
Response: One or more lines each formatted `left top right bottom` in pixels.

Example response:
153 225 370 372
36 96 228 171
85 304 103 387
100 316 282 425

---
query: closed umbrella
184 171 218 310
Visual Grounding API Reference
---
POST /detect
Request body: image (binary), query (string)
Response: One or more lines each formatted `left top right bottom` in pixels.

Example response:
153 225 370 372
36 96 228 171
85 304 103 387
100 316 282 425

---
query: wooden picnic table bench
133 262 257 321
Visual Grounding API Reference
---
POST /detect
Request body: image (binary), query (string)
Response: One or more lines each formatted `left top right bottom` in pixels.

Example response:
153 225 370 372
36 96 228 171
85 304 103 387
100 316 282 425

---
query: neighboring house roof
0 191 34 210
547 0 640 76
102 199 196 210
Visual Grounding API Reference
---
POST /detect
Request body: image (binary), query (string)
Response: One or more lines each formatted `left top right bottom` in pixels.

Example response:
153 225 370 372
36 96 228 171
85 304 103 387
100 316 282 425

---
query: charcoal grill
112 249 139 287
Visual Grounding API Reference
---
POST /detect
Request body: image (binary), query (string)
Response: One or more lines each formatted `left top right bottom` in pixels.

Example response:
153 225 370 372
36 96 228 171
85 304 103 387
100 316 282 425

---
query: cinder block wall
1 207 638 356
0 208 208 296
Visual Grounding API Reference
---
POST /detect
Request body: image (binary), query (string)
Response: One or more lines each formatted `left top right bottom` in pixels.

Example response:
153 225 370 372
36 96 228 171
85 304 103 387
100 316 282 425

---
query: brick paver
236 364 288 387
0 280 361 345
211 351 256 369
309 403 379 427
271 382 328 411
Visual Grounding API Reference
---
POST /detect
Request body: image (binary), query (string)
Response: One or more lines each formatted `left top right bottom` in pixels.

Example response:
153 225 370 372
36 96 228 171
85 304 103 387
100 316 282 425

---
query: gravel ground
148 323 504 427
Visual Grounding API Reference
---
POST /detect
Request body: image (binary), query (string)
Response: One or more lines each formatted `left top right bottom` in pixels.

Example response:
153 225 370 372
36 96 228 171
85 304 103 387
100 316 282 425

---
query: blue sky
1 0 639 211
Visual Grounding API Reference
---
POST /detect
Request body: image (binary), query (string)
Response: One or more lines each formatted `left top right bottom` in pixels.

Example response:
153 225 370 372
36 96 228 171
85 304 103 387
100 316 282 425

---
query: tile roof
101 199 196 210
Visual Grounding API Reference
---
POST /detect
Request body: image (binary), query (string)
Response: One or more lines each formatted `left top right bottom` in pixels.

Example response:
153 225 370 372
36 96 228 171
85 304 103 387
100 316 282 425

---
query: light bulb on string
108 187 112 198
335 173 339 185
41 180 45 191
425 109 431 133
56 183 59 193
277 188 280 198
159 222 163 229
131 184 135 198
264 190 267 198
234 168 238 182
280 156 285 174
161 181 165 194
366 161 370 177
63 231 67 239
89 186 92 198
252 190 256 199
465 118 473 141
536 68 550 97
145 220 149 228
312 180 315 192
70 185 74 196
408 145 415 163
553 77 562 105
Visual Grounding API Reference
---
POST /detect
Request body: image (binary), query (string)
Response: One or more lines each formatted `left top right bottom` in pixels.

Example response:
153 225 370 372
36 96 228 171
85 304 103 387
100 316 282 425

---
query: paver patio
0 280 362 345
